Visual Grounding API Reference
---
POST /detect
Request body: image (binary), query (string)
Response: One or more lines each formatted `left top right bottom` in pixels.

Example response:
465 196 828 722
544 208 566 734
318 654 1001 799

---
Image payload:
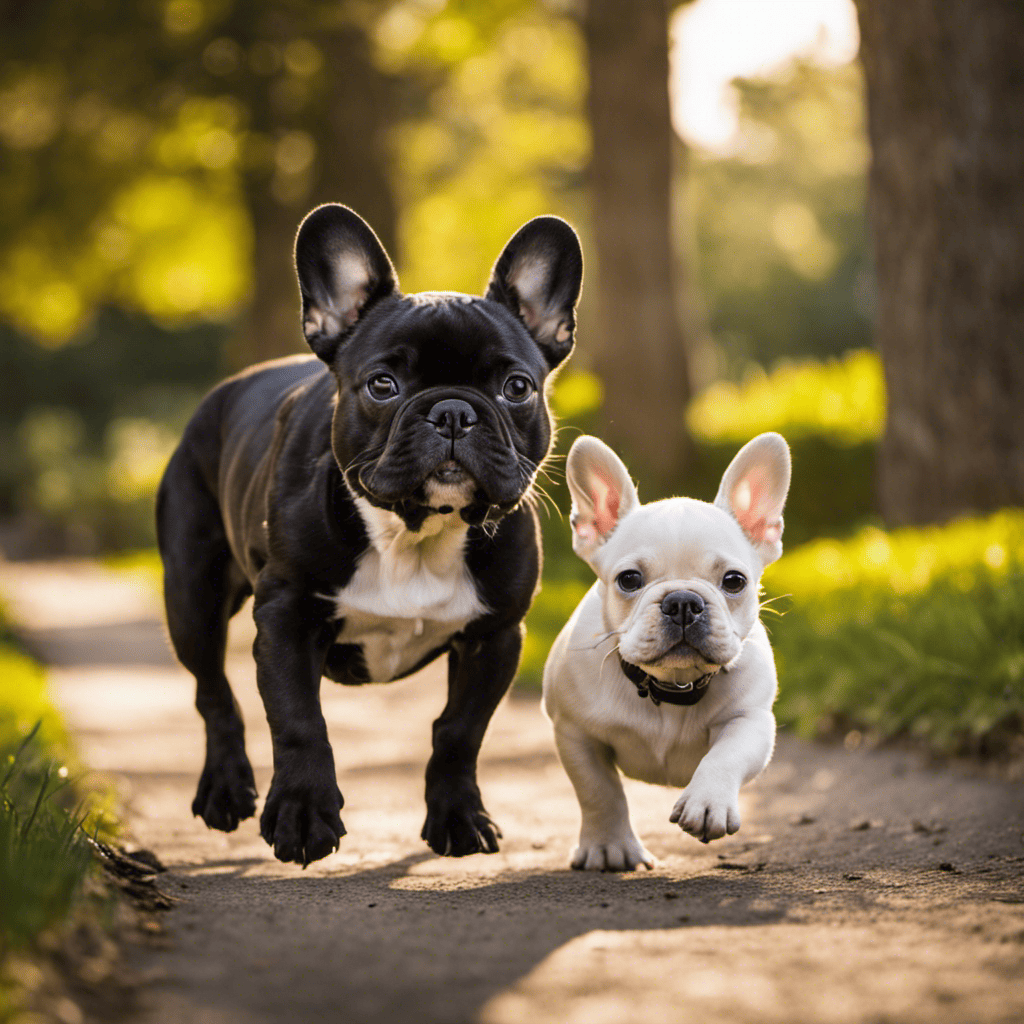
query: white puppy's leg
554 720 654 871
670 709 775 843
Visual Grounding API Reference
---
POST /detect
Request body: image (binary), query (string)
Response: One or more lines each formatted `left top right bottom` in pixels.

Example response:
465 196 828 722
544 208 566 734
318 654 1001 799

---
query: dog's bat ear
485 216 583 369
294 204 398 363
714 432 791 566
566 435 639 563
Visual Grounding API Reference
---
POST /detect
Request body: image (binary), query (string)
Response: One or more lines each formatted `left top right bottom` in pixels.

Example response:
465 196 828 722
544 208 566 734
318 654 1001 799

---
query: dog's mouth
431 460 470 486
645 640 720 676
422 460 480 513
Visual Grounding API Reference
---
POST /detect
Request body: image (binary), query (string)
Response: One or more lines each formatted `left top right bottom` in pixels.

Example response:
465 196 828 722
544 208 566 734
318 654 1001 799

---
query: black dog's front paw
422 777 502 857
259 761 345 866
192 740 257 832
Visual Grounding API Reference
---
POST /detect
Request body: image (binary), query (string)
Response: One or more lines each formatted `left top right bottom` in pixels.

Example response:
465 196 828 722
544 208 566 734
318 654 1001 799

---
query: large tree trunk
855 0 1024 526
583 0 693 489
232 20 397 369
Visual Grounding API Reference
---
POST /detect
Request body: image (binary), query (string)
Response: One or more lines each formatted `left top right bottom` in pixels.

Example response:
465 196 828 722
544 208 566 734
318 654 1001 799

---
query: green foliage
0 609 67 757
0 606 103 953
0 9 252 343
376 1 589 295
0 724 96 952
688 349 883 445
683 349 883 546
766 512 1024 754
0 309 225 554
688 59 872 374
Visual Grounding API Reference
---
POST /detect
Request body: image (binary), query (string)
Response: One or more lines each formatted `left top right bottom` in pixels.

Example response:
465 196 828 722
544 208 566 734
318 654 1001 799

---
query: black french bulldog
156 204 583 865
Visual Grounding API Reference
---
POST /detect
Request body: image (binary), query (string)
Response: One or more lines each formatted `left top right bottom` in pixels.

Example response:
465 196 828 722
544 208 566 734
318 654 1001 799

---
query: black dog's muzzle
350 387 529 529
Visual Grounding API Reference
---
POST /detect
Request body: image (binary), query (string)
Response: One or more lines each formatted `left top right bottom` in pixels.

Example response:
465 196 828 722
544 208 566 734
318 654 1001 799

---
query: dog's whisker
759 593 790 619
598 642 621 679
569 635 620 652
529 480 561 520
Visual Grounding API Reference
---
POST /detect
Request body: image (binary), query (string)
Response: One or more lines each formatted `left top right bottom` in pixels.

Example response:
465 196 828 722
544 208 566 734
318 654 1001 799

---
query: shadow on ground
144 852 790 1024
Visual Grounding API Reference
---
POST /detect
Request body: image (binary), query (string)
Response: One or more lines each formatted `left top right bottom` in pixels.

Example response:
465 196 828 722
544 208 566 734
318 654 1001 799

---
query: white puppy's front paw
571 836 655 872
669 785 740 843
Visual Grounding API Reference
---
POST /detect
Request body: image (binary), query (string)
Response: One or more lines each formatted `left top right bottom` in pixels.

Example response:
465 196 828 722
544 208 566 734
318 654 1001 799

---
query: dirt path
3 559 1024 1024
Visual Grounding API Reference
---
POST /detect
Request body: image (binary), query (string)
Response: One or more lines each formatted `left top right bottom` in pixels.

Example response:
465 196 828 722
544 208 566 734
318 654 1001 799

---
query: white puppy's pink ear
714 432 791 565
565 436 639 562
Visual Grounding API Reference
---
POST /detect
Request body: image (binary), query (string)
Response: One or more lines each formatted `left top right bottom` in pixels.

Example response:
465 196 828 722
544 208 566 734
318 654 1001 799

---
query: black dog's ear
294 204 398 363
485 216 583 368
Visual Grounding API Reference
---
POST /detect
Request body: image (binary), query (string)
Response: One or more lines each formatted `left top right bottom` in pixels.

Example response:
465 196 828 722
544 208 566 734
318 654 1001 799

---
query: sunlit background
1 0 1021 761
0 0 870 550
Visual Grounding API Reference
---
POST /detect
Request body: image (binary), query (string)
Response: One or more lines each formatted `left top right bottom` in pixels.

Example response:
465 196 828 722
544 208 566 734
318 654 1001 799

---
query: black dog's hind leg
421 624 522 856
157 448 256 832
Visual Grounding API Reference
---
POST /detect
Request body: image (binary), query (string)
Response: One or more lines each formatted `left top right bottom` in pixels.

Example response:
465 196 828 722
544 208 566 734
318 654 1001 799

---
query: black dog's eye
721 570 747 595
366 374 399 401
616 569 643 594
502 374 535 403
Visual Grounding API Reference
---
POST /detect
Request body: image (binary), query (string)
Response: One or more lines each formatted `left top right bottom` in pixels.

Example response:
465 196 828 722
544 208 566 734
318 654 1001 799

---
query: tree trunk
232 20 397 369
855 0 1024 526
583 0 693 490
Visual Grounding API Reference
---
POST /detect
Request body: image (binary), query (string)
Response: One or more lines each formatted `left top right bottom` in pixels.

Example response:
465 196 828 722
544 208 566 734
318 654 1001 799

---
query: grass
0 724 96 952
0 604 111 957
686 348 884 445
765 512 1024 753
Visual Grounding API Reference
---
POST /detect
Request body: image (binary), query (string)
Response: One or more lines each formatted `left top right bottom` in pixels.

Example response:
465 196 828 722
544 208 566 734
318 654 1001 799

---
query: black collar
619 656 716 706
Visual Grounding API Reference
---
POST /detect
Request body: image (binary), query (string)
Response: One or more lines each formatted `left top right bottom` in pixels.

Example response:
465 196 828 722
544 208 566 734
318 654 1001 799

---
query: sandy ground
3 558 1024 1024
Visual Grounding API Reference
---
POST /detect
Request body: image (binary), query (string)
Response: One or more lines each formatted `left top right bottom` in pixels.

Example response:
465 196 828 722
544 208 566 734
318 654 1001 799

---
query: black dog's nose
660 590 705 627
427 399 478 440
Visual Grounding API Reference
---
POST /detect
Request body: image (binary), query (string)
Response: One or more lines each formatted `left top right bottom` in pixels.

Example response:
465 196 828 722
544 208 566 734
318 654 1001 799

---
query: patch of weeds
765 512 1024 757
0 602 125 1021
0 722 97 953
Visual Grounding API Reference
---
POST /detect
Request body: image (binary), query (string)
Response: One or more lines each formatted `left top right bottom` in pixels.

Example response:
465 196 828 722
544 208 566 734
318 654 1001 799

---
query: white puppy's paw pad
669 788 740 843
571 839 655 872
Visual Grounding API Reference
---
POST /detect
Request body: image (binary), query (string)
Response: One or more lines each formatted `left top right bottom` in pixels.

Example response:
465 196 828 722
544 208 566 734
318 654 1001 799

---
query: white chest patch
325 498 487 682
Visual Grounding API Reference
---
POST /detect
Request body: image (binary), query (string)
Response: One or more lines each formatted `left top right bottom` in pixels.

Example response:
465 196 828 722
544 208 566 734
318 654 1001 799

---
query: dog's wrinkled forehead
600 498 758 582
338 294 549 383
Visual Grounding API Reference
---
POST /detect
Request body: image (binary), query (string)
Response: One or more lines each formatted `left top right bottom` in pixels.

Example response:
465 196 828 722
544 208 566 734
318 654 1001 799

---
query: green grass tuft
0 723 97 951
0 604 111 955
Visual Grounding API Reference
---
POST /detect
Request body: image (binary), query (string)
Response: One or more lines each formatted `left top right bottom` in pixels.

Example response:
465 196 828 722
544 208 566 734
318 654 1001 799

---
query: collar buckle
618 656 716 707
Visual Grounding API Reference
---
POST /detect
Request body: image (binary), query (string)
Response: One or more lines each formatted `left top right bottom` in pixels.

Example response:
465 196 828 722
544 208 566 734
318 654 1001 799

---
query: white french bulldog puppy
543 432 791 871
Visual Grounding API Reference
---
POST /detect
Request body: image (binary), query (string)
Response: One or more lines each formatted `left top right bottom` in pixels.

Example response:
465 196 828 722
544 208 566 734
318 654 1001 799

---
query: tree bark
583 0 693 489
855 0 1024 525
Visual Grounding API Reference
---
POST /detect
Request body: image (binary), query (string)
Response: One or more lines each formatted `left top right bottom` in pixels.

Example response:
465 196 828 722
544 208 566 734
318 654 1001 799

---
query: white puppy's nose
660 590 705 627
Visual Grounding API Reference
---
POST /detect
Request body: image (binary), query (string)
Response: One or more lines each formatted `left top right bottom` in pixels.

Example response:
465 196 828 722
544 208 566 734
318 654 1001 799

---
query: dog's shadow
149 849 802 1024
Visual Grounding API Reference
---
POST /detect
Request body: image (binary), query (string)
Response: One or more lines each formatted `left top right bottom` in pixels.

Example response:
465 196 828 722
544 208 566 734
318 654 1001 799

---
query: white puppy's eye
721 570 747 595
616 569 643 594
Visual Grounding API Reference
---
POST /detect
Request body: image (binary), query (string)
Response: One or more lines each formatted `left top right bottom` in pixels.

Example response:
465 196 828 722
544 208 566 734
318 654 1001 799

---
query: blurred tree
200 5 398 366
583 0 694 484
854 0 1024 525
688 60 872 379
0 0 396 366
373 0 588 294
0 0 399 551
